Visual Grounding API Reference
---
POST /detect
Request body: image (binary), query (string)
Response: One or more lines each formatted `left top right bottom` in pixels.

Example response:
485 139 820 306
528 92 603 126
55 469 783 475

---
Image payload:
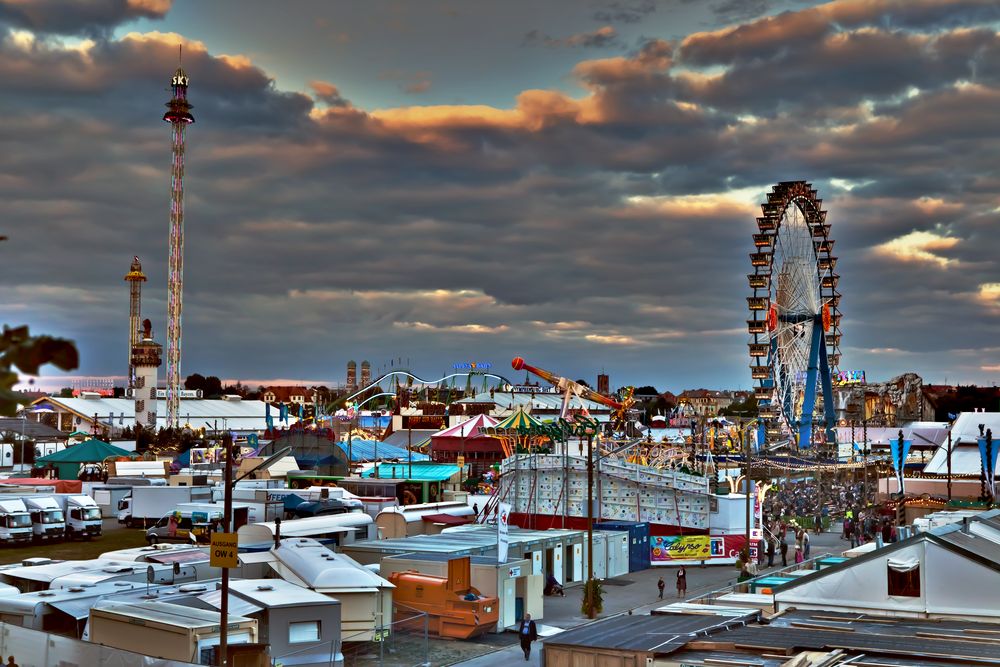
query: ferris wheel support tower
162 53 194 428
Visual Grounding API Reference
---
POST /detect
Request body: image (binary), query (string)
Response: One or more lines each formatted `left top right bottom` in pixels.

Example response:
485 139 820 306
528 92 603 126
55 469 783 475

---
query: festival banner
651 534 757 564
650 535 711 562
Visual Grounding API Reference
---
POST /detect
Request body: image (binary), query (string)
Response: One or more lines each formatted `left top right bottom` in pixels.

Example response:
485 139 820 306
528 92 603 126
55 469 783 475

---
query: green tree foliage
0 325 78 417
184 373 223 397
720 395 759 417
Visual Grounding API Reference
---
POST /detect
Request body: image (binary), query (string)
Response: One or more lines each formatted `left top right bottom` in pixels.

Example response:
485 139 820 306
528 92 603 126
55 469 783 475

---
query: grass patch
0 523 148 565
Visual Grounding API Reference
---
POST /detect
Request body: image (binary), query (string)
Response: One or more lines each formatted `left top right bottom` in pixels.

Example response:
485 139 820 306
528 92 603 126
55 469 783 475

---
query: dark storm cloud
523 26 621 49
592 0 657 24
3 0 1000 388
0 0 171 38
710 0 774 24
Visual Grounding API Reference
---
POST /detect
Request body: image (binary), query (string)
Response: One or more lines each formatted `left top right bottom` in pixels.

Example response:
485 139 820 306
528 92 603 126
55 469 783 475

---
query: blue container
595 520 651 572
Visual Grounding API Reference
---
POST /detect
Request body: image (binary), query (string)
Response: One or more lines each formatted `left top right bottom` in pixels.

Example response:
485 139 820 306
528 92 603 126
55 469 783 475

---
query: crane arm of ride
511 357 623 410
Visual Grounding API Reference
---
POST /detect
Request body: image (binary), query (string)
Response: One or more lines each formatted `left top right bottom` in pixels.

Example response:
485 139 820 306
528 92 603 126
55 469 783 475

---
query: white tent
775 513 1000 621
923 412 1000 476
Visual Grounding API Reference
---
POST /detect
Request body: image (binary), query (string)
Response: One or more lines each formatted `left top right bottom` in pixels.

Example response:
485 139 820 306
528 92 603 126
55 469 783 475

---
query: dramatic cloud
0 0 171 37
874 230 961 268
3 0 1000 390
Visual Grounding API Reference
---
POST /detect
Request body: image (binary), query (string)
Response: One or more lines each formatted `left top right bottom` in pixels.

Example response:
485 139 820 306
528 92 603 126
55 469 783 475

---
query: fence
340 605 430 667
0 622 199 667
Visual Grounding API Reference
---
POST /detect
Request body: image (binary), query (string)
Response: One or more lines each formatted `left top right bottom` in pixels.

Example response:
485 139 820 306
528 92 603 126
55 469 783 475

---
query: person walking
657 576 665 599
779 535 789 567
676 567 687 597
802 529 811 559
518 613 538 661
766 537 775 568
794 544 804 565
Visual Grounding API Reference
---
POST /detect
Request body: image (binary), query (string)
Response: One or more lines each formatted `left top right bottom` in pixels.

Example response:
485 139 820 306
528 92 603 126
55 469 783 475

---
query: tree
184 373 207 392
0 325 78 417
203 376 223 398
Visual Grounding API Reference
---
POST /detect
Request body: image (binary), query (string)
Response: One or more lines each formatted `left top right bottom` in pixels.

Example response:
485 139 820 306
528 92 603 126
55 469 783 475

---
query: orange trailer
388 557 499 639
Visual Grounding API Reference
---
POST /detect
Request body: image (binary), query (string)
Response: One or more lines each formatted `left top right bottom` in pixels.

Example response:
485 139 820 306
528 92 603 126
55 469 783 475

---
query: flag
498 502 511 564
889 435 912 495
265 402 274 431
279 403 288 423
978 434 998 499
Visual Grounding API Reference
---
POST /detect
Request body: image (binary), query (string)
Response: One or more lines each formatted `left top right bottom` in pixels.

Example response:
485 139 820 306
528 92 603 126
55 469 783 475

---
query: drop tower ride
124 256 147 388
162 53 194 427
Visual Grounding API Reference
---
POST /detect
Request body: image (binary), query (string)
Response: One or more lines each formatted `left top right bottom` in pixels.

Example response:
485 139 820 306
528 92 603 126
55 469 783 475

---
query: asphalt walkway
449 531 848 666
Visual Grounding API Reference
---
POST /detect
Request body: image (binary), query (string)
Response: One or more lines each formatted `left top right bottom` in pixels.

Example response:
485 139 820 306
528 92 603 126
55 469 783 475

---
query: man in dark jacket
518 613 538 660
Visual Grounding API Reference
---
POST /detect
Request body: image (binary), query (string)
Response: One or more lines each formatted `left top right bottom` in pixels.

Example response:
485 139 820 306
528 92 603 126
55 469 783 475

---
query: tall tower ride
124 256 147 388
162 54 194 427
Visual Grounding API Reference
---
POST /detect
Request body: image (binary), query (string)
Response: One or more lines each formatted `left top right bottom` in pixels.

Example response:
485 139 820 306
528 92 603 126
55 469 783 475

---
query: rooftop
547 612 753 653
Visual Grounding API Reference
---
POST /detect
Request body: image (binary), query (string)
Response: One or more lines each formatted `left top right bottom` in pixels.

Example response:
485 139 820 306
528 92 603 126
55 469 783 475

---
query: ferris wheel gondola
747 181 841 450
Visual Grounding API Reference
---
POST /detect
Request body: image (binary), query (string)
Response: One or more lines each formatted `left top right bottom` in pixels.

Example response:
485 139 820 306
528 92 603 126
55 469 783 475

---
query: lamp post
586 427 595 619
218 431 233 666
947 427 953 501
741 419 751 561
862 419 868 506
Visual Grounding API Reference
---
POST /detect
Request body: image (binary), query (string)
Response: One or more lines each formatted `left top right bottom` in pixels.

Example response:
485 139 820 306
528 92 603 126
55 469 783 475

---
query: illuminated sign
453 362 492 370
833 370 866 386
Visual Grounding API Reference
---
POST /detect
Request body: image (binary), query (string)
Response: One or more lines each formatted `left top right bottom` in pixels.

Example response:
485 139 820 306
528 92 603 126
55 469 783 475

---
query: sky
2 0 1000 393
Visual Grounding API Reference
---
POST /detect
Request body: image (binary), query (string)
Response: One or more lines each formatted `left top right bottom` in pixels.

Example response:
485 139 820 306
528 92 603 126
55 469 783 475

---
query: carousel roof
492 407 542 431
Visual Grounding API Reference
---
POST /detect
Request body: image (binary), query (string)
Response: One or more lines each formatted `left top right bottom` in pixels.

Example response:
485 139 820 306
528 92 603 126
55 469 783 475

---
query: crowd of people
749 477 890 577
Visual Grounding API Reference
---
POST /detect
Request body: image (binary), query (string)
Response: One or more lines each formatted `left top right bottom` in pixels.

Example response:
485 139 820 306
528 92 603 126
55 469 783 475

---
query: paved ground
447 531 849 667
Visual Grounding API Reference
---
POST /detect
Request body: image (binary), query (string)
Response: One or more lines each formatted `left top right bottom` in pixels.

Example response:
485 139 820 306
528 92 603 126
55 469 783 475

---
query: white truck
23 496 66 542
117 485 213 528
176 501 283 525
50 494 102 539
0 498 34 545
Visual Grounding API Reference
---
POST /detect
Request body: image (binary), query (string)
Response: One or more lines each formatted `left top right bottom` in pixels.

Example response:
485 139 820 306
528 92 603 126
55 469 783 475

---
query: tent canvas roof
434 414 498 439
362 462 459 481
492 407 542 431
36 439 132 463
334 440 429 462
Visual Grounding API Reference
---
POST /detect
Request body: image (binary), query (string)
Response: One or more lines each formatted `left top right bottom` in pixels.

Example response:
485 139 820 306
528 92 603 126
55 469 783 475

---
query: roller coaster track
340 370 514 404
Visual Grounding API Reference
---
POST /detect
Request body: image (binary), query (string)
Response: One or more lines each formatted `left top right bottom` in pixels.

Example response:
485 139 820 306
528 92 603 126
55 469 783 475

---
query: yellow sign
650 535 711 562
456 456 465 467
210 532 239 568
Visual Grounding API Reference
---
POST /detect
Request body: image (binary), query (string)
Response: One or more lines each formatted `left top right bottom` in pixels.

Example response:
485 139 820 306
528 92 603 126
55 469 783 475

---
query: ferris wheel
747 181 840 449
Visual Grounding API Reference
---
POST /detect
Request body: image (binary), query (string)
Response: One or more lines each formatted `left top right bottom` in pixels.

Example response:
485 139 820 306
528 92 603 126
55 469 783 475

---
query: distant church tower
597 373 610 396
131 319 162 431
347 360 357 391
360 360 371 388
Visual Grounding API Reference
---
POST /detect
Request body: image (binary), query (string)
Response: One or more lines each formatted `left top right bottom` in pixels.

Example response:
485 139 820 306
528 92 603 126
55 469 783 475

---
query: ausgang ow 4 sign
210 532 239 568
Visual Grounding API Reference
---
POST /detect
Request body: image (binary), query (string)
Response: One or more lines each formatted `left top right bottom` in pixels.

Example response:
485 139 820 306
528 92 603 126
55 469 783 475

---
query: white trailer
50 494 102 539
117 485 212 527
0 498 33 544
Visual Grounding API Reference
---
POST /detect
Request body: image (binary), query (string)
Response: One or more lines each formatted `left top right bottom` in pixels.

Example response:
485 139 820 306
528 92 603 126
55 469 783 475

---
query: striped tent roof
493 407 542 431
434 414 498 439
